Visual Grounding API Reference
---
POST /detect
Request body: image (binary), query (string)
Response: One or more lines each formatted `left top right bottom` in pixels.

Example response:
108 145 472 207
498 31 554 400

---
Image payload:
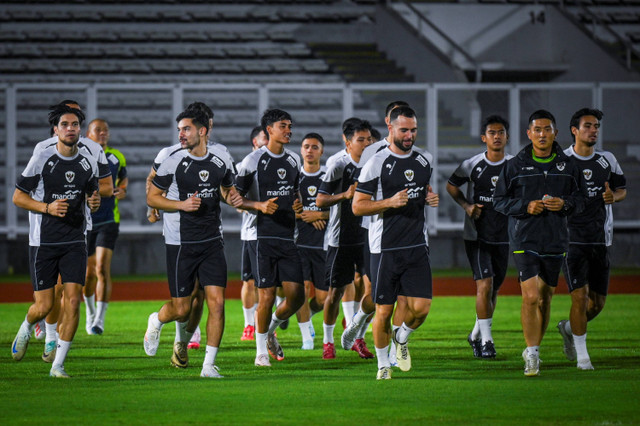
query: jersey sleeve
356 158 380 196
448 159 472 187
152 160 174 191
15 152 45 193
235 153 258 195
153 146 171 172
87 158 100 194
603 151 626 190
318 160 343 195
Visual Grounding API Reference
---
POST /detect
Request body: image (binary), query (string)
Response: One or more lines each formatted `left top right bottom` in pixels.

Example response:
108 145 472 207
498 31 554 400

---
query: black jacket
493 142 586 254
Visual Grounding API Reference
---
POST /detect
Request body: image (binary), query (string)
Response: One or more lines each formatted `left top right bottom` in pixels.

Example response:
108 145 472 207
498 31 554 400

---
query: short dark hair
186 102 214 120
385 101 409 117
48 104 85 128
250 125 263 141
481 115 509 135
370 128 382 141
569 108 603 133
389 106 416 123
342 117 372 141
176 107 209 132
261 108 292 139
51 99 81 109
528 109 556 127
302 132 324 146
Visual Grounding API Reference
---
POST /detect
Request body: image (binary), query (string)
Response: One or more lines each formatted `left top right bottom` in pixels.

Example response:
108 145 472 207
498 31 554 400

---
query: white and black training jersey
358 138 391 230
17 145 99 246
448 152 513 244
357 147 433 254
153 142 235 174
319 153 364 248
296 167 328 249
152 146 235 245
564 146 626 246
235 146 301 241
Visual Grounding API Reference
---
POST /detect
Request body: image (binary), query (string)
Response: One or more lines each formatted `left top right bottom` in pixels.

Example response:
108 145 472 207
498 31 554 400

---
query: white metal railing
2 81 639 238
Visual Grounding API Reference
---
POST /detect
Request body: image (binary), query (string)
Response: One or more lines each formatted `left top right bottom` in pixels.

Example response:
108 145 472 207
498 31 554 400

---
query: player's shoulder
33 136 57 154
411 146 434 164
283 148 301 167
595 149 619 166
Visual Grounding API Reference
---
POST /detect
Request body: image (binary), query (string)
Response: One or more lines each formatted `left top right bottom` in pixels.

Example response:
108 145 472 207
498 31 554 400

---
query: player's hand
260 197 279 215
292 198 303 214
182 192 201 212
542 196 564 212
300 210 320 223
527 200 545 215
87 190 101 213
227 187 244 208
113 187 127 200
465 203 483 219
426 185 439 208
48 198 69 217
602 181 614 204
147 207 161 223
343 183 357 200
312 219 327 231
388 188 409 208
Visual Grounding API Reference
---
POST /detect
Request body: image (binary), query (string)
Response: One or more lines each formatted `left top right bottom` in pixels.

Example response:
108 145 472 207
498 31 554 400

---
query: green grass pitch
1 295 639 425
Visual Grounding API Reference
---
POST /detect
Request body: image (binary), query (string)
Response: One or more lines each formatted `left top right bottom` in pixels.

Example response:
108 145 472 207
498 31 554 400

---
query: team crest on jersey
277 168 286 179
404 169 414 181
65 171 75 183
199 170 209 182
308 185 317 196
491 176 499 187
583 169 593 180
556 162 566 171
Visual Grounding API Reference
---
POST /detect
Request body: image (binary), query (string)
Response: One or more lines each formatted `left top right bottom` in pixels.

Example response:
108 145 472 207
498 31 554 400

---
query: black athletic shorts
362 232 372 279
298 246 328 291
166 239 227 298
87 221 120 256
325 244 364 289
255 238 304 288
513 250 564 288
29 242 87 291
464 240 509 290
241 240 257 282
370 245 432 305
562 244 610 295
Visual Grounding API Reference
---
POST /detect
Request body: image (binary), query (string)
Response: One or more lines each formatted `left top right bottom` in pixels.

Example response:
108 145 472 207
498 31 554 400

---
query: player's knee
65 294 82 312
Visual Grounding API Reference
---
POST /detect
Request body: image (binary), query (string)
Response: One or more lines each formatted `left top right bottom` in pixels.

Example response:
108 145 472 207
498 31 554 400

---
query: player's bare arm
86 190 101 213
426 185 440 208
12 189 69 217
316 183 357 208
113 177 128 200
147 185 201 212
446 183 481 218
352 188 408 216
603 182 627 204
98 176 114 198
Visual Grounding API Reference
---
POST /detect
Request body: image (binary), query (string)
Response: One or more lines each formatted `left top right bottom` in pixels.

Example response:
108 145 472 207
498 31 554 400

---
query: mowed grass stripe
1 295 639 425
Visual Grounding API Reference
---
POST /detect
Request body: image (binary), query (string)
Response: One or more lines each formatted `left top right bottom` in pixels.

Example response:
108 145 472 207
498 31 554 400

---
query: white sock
175 321 189 343
204 345 219 366
275 295 285 308
45 322 58 344
574 333 590 361
395 322 415 345
190 325 201 343
357 315 373 340
52 339 71 369
94 301 108 328
526 346 540 357
243 307 255 327
351 308 368 330
323 323 335 344
471 316 480 340
21 315 36 334
151 312 164 329
376 345 390 369
299 321 313 341
268 313 284 335
84 294 96 316
342 301 355 326
256 332 268 356
478 318 493 344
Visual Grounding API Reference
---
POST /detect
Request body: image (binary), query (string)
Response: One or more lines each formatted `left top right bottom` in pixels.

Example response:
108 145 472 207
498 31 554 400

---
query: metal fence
2 81 638 239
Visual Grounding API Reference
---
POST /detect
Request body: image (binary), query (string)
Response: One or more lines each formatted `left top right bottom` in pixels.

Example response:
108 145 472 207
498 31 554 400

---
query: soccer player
144 107 236 378
240 126 268 341
233 108 305 367
557 108 626 370
494 109 586 377
11 104 100 378
353 105 439 380
83 119 128 336
295 132 329 350
342 101 409 364
446 115 512 358
316 118 373 360
32 100 112 362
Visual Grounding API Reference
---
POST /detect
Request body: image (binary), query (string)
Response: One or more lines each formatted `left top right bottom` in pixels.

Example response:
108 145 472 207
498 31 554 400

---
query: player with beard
353 106 439 379
11 105 100 377
557 108 626 370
